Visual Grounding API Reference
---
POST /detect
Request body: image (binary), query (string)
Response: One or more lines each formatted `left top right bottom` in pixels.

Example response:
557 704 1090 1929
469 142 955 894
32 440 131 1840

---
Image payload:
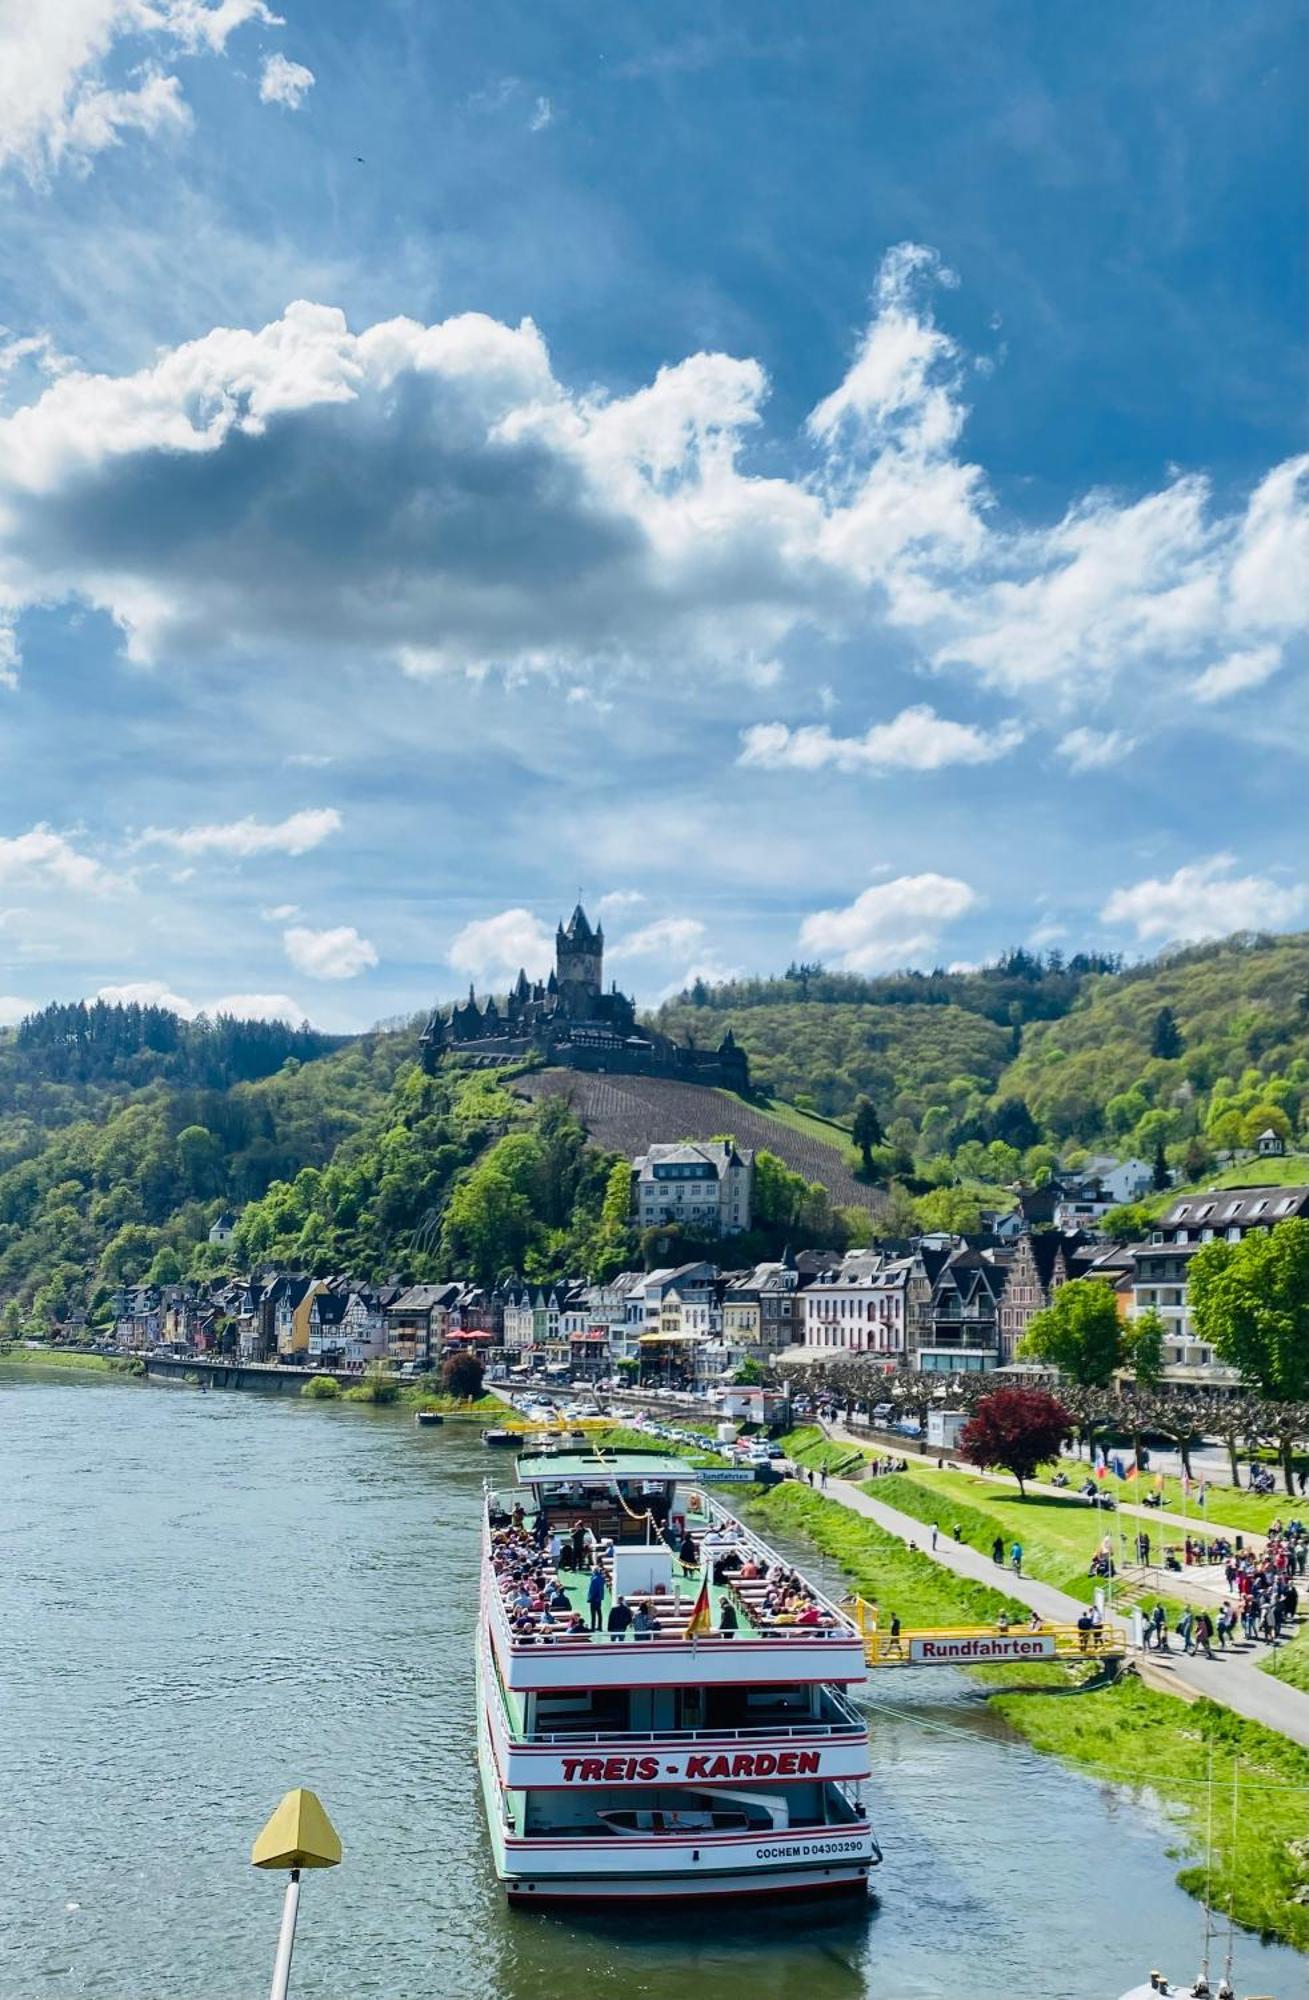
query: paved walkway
825 1472 1309 1749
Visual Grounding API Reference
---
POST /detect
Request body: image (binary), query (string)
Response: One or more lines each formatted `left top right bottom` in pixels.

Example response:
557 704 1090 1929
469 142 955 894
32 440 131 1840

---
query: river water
1 1373 1301 2000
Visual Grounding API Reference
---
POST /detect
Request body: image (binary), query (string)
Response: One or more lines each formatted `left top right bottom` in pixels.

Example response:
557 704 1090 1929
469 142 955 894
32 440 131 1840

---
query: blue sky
0 0 1304 1030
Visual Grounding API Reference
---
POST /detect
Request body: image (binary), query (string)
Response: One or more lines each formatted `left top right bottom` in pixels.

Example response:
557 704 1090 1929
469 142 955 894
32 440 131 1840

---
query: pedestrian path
826 1473 1309 1750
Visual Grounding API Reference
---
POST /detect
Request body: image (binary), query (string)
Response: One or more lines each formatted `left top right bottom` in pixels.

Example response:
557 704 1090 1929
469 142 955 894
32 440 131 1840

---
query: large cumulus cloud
0 247 1303 713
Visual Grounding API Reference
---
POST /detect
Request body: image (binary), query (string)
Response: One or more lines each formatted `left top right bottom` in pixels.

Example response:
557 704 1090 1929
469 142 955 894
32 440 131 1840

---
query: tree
1103 1201 1153 1243
1123 1308 1164 1389
1239 1103 1292 1150
1019 1278 1123 1386
1150 1007 1183 1060
147 1245 183 1285
733 1356 765 1385
960 1387 1072 1495
913 1186 983 1235
1151 1140 1170 1192
1190 1219 1309 1489
441 1349 486 1401
851 1097 883 1173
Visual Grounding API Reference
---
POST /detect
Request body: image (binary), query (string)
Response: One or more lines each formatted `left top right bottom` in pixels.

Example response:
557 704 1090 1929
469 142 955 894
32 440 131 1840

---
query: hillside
656 933 1309 1171
513 1070 882 1214
1 930 1304 1327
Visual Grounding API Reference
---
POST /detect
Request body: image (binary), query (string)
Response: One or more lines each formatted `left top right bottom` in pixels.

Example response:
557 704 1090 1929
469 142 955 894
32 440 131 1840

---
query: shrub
302 1374 342 1400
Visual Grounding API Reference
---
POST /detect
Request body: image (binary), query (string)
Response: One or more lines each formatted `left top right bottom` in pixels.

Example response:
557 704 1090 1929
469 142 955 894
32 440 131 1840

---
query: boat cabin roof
514 1450 695 1485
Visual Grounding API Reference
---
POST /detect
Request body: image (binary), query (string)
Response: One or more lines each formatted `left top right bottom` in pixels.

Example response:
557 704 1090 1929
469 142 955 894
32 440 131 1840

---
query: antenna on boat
1196 1735 1215 1995
1217 1760 1238 2000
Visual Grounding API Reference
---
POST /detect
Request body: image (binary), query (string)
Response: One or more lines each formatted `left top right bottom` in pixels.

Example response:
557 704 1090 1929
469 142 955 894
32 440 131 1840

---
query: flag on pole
683 1578 713 1639
1181 1472 1191 1495
1124 1462 1139 1482
1095 1460 1107 1481
1153 1472 1164 1491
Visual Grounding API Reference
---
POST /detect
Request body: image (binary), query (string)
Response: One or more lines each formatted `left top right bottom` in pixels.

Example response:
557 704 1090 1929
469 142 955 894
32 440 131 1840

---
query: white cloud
208 990 308 1024
1056 726 1135 772
658 959 743 1002
799 872 979 972
138 808 342 858
93 977 309 1024
739 703 1022 774
0 995 32 1026
283 923 378 980
1101 854 1306 944
96 977 199 1015
0 823 122 893
448 908 553 988
284 751 335 767
1192 644 1282 705
0 247 1299 737
259 52 314 109
528 94 552 132
260 902 301 922
596 889 645 917
0 1 281 177
610 916 706 959
1027 919 1068 950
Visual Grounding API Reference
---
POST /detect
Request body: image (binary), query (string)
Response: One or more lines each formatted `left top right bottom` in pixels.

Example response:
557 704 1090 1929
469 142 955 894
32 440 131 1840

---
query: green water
1 1374 1301 2000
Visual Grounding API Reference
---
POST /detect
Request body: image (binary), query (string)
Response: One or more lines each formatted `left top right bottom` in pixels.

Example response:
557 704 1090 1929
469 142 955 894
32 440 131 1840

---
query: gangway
844 1598 1128 1667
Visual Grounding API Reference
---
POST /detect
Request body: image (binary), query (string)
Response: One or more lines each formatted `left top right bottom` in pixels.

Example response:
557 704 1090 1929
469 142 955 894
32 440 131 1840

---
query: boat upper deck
483 1450 868 1690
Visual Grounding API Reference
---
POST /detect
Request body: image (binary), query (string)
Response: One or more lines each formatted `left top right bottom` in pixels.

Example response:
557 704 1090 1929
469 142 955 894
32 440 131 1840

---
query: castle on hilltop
420 903 749 1090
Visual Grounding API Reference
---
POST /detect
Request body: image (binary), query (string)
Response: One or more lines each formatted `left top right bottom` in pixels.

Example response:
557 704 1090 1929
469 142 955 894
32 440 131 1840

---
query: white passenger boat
478 1447 881 1905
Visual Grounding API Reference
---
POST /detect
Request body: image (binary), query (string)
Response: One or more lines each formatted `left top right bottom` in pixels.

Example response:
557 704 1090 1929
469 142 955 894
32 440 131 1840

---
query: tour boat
415 1409 444 1426
482 1428 518 1447
478 1447 881 1904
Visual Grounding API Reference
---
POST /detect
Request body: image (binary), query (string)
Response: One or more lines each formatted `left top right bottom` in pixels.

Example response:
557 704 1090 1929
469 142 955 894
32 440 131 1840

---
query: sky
0 0 1304 1031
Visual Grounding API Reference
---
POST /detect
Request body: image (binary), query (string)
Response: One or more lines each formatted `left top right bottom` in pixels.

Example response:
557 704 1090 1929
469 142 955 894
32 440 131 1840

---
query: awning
638 1331 707 1345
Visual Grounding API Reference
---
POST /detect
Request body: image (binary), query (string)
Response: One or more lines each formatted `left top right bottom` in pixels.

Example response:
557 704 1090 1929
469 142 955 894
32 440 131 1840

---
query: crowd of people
487 1504 838 1643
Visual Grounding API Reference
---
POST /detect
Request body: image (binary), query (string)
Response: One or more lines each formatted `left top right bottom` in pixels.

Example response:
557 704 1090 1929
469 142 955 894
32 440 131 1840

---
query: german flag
1123 1462 1139 1482
683 1578 713 1639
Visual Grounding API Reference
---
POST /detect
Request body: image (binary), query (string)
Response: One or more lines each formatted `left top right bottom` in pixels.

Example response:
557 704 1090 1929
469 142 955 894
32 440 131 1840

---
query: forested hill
0 932 1305 1328
655 932 1309 1162
0 1001 346 1129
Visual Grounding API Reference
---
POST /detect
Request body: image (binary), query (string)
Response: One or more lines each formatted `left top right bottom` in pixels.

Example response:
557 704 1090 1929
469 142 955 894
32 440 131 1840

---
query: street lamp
251 1789 342 2000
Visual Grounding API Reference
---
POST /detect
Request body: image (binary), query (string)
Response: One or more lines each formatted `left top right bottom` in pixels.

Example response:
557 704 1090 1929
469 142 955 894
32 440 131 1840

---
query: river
1 1373 1301 2000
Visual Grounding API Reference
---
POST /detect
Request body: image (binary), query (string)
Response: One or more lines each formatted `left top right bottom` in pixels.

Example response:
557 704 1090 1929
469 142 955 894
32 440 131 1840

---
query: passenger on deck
678 1531 699 1576
607 1597 633 1641
633 1603 655 1640
719 1598 738 1635
587 1563 607 1632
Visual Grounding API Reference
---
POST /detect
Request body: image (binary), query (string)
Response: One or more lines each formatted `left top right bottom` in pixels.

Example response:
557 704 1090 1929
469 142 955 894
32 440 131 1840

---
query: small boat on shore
482 1427 518 1447
415 1410 444 1427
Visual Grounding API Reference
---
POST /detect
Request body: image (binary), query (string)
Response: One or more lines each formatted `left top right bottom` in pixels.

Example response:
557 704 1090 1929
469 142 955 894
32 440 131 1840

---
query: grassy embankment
0 1344 142 1377
779 1423 869 1478
746 1480 1309 1951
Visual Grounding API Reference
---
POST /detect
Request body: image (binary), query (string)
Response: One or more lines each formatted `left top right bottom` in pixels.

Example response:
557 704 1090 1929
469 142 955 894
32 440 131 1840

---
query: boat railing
519 1714 867 1746
697 1492 858 1635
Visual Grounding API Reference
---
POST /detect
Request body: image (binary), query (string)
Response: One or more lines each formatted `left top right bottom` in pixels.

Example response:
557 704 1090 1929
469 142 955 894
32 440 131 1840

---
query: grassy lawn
1051 1465 1301 1537
1260 1631 1309 1695
779 1424 869 1477
756 1478 1309 1952
742 1480 1027 1628
0 1345 141 1377
868 1467 1161 1606
992 1680 1309 1952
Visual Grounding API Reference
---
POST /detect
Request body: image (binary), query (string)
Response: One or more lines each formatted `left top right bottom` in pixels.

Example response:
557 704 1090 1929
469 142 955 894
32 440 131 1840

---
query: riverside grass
780 1424 869 1478
0 1344 141 1377
755 1481 1309 1952
866 1469 1128 1606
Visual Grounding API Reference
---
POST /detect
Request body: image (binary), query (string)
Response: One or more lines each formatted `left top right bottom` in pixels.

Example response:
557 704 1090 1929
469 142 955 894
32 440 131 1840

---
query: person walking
606 1596 633 1641
1151 1602 1168 1652
930 1524 939 1552
586 1561 607 1633
820 1466 829 1491
952 1522 963 1543
1011 1542 1023 1577
886 1612 903 1658
1177 1607 1194 1654
991 1535 1005 1566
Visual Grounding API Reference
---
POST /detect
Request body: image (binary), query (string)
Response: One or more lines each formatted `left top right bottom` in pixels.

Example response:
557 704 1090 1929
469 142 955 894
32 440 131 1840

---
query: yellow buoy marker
252 1791 341 2000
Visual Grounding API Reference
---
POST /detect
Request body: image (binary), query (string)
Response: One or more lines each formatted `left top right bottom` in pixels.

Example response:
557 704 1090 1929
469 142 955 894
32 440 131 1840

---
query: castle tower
556 903 603 1019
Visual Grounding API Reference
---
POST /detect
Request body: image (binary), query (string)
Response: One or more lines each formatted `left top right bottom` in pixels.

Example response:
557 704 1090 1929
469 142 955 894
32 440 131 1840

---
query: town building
632 1140 754 1236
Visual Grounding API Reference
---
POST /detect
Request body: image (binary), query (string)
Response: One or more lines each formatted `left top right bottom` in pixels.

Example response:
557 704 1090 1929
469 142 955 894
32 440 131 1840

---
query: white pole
268 1869 301 2000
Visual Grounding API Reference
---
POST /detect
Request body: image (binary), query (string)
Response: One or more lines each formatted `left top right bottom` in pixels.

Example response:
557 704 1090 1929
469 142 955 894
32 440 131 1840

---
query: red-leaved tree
960 1387 1071 1496
442 1349 486 1402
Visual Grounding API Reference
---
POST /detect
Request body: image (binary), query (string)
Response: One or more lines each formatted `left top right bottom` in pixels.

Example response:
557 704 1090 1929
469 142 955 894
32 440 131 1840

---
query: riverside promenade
822 1468 1309 1749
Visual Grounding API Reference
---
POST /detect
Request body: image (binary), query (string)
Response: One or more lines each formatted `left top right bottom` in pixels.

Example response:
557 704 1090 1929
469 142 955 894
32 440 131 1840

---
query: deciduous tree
1019 1278 1123 1386
961 1387 1072 1495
